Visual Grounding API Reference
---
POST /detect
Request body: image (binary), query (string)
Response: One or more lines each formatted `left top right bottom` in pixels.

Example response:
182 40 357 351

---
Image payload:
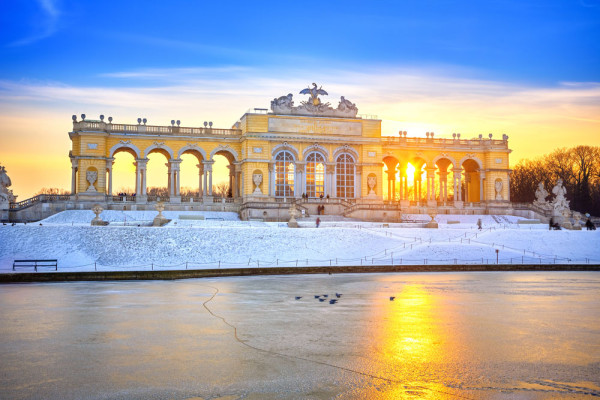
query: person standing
316 217 321 228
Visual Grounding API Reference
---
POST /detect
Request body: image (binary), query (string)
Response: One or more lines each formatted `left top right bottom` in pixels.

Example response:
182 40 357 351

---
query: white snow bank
41 210 241 225
1 210 598 273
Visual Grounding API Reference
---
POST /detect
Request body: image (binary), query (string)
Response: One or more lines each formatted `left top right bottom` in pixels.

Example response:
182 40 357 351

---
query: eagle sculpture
300 83 328 106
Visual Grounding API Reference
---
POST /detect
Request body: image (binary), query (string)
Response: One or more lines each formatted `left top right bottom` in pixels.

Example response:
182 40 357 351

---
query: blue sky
1 0 599 85
1 0 599 197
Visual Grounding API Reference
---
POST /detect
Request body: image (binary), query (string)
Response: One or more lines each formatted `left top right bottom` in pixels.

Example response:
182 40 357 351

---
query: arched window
336 154 355 198
275 151 295 197
306 152 325 198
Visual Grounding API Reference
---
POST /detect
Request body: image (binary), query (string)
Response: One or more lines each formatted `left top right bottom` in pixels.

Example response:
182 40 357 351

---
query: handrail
9 194 71 211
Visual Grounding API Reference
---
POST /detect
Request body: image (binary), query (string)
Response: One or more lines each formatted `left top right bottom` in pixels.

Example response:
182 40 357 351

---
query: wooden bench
12 259 58 272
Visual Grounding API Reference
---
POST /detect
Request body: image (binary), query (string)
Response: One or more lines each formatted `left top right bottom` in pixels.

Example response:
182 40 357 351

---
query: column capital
135 158 149 168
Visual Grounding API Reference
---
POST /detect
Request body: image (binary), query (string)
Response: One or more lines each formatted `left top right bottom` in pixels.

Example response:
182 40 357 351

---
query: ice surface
0 272 598 399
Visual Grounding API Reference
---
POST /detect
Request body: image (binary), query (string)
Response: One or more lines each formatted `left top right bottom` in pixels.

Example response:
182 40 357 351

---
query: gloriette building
11 84 514 221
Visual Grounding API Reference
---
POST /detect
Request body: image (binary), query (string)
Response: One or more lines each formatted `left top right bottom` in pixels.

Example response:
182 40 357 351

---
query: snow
0 211 598 272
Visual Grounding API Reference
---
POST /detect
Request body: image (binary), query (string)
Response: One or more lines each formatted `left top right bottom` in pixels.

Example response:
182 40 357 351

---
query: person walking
477 218 482 230
316 217 321 228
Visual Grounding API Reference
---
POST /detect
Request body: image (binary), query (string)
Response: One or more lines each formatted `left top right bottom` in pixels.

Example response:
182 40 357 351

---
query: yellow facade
68 91 512 218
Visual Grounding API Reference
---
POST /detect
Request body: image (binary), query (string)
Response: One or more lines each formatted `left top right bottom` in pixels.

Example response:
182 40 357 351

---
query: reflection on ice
0 272 599 399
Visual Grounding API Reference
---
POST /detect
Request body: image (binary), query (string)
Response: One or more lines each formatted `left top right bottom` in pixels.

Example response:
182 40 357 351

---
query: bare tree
512 145 600 215
36 187 71 195
212 182 230 197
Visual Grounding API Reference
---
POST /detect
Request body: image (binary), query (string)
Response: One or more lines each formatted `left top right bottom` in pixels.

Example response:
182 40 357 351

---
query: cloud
9 0 61 47
0 65 598 158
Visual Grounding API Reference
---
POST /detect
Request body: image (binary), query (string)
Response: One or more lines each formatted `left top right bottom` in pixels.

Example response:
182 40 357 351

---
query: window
336 154 355 198
275 151 295 197
306 152 325 197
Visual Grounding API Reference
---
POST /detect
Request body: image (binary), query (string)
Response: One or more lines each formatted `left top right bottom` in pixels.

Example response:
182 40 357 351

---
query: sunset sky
1 0 599 198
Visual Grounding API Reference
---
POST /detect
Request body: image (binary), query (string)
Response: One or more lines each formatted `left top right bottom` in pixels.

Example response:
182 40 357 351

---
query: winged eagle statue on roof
270 83 358 117
300 83 328 107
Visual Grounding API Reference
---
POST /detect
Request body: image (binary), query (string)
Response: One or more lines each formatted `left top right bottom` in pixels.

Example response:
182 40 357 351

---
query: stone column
168 159 182 200
268 162 275 197
227 164 234 197
452 168 462 202
135 161 141 195
106 158 114 196
201 160 214 197
507 171 511 202
398 169 404 200
233 163 242 198
439 172 448 203
479 171 485 203
197 163 204 197
295 162 305 198
208 164 213 195
326 163 335 198
355 165 362 199
71 159 78 195
166 163 172 196
135 158 148 200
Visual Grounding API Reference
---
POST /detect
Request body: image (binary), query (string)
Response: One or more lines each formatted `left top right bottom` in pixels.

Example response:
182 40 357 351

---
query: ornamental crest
271 83 358 118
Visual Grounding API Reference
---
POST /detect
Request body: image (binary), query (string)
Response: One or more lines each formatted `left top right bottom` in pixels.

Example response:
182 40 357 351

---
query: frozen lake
1 272 599 399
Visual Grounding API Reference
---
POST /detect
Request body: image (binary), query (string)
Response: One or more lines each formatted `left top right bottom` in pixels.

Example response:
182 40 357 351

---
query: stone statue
270 93 294 113
495 179 503 200
270 84 358 118
0 164 16 204
533 182 549 209
300 83 328 107
287 203 299 228
253 173 263 194
551 178 570 213
337 96 358 113
86 170 98 192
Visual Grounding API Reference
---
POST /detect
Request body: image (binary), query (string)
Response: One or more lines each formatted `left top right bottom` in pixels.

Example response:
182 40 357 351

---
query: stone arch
144 143 175 160
302 143 329 161
459 155 483 170
109 142 141 159
210 145 239 162
177 144 208 162
272 142 299 161
382 156 400 201
432 154 458 169
332 145 359 161
460 157 484 203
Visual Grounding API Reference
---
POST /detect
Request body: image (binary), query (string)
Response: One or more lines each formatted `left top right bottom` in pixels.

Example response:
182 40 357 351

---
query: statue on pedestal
153 201 171 226
0 164 16 205
533 182 550 210
288 203 299 228
91 204 109 226
551 178 570 213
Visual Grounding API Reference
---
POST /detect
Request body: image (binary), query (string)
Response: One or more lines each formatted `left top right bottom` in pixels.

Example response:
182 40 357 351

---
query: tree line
510 146 600 216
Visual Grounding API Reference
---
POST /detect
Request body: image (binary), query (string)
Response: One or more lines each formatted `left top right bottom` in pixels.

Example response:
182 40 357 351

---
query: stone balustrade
72 121 242 137
382 136 509 149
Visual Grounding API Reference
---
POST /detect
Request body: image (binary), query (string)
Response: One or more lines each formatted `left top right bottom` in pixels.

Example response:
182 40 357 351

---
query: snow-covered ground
0 211 598 272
